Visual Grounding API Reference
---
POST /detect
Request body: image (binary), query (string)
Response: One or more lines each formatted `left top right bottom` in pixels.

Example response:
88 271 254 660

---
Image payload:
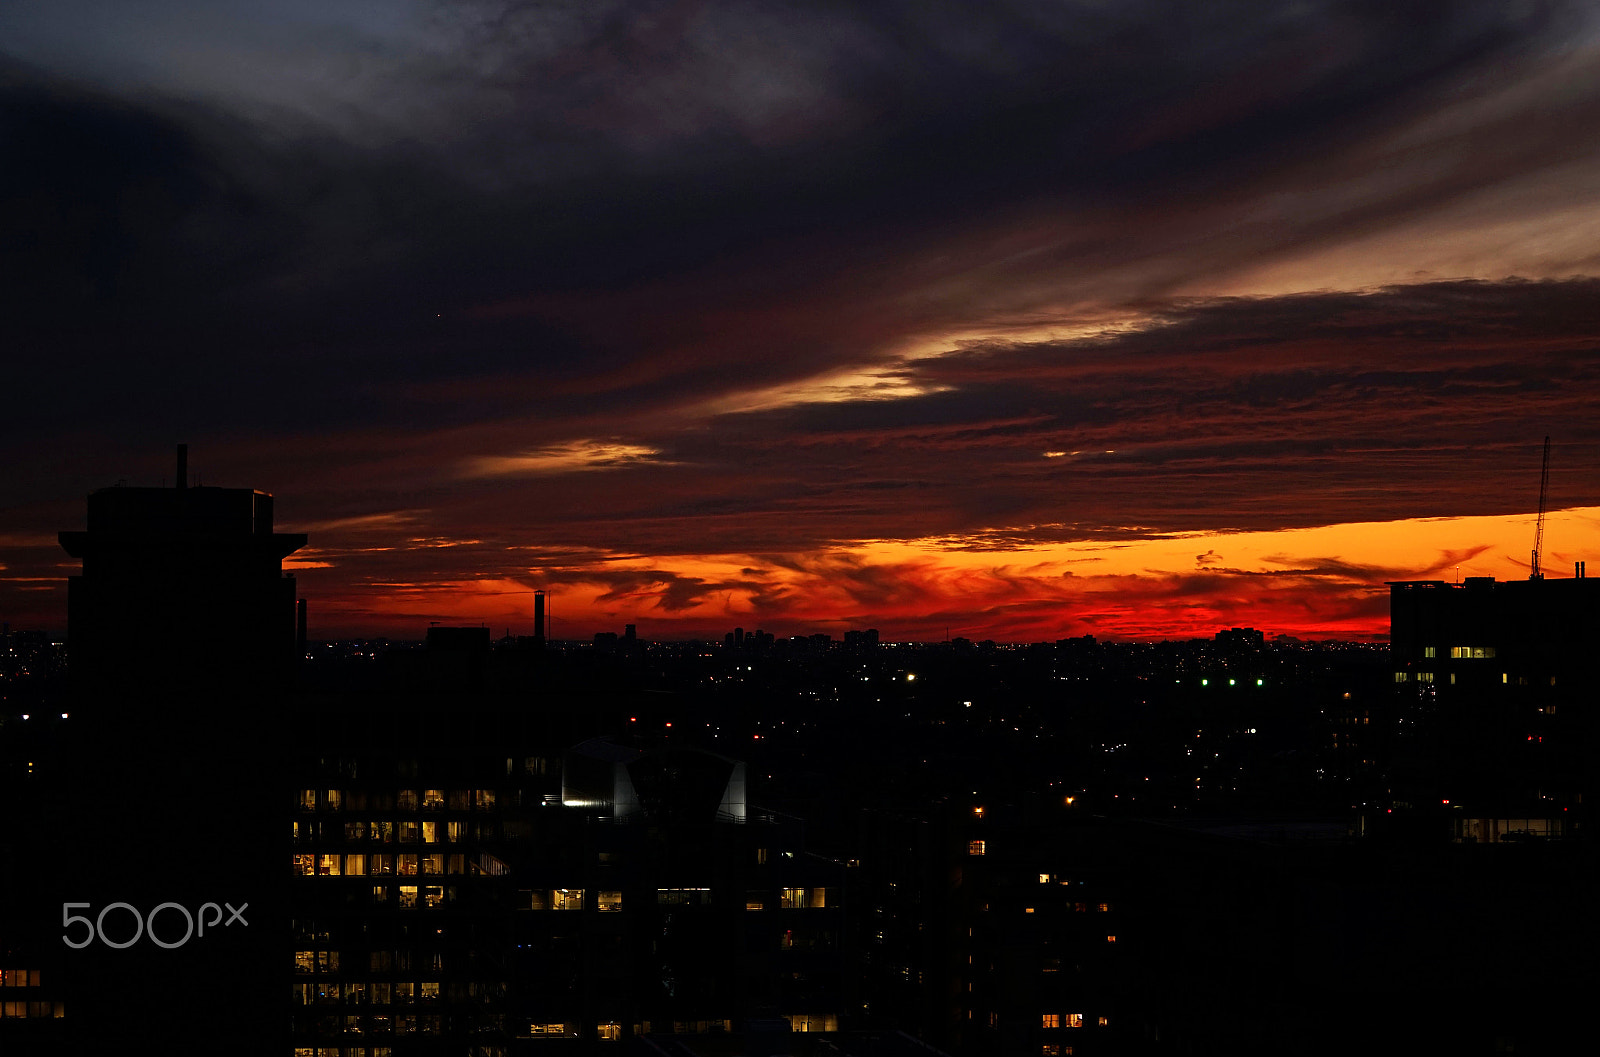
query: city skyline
5 3 1600 640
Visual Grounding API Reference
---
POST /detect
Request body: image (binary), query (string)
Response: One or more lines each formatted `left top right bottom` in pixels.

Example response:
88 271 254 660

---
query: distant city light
20 714 27 720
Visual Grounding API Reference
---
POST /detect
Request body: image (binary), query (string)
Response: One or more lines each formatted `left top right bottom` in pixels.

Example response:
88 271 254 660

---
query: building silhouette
1387 572 1598 838
58 444 305 692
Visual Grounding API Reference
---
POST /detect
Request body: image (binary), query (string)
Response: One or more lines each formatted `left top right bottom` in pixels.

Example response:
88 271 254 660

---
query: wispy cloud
465 441 667 477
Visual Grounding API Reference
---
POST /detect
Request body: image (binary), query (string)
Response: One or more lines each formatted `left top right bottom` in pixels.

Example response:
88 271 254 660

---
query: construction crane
1531 436 1551 580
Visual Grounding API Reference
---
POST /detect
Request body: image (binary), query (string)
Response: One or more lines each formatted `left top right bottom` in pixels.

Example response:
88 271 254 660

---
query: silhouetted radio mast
1531 436 1551 580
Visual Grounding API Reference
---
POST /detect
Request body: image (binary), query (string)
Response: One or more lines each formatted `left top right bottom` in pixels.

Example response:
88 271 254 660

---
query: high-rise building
4 447 305 1053
58 444 306 692
1387 572 1599 839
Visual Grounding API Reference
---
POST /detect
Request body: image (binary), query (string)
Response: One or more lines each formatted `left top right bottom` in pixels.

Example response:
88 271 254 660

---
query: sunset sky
4 1 1600 641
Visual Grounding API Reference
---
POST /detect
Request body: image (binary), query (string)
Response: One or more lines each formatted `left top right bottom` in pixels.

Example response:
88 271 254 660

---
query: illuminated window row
295 951 340 974
298 789 498 812
0 1001 63 1018
637 1020 736 1035
293 982 443 1005
293 1048 394 1057
294 820 479 844
524 888 618 911
785 1013 840 1033
0 969 41 987
373 884 451 909
293 853 466 876
777 887 837 909
296 1015 444 1036
509 1022 622 1039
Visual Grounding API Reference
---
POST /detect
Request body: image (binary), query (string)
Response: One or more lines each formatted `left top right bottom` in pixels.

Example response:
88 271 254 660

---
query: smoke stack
533 590 546 646
176 444 188 489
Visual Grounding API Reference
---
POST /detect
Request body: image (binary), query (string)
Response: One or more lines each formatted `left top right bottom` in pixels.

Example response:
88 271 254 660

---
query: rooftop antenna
1531 436 1551 580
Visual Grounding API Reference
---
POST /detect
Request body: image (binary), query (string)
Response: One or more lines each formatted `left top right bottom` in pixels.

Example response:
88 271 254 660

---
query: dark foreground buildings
3 454 1598 1055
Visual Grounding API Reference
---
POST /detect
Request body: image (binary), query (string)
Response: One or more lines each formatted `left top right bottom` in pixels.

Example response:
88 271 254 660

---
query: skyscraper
58 444 306 693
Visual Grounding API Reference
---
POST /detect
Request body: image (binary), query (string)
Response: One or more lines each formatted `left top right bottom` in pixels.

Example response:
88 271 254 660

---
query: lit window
1423 646 1436 658
399 821 419 842
369 854 393 875
397 789 418 811
345 854 366 875
1450 646 1496 659
1039 873 1052 884
598 890 623 912
1024 907 1035 914
1042 1013 1060 1028
422 885 444 908
1105 935 1116 944
423 789 444 810
968 840 986 856
292 853 314 876
398 854 418 876
398 886 418 909
298 789 316 811
317 854 341 877
446 822 464 842
598 1023 622 1041
1394 672 1409 683
1097 1016 1109 1027
344 821 367 840
1097 903 1109 913
422 854 444 875
552 888 584 910
324 789 342 811
781 888 807 909
371 885 388 903
421 821 438 844
474 789 497 810
527 1023 570 1036
1065 1013 1084 1028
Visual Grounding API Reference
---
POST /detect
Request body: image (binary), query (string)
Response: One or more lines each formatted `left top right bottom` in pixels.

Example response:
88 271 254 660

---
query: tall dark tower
29 446 302 1052
58 444 306 691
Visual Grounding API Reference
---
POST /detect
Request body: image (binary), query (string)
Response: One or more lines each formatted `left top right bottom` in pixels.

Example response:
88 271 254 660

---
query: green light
1256 678 1264 686
1201 679 1209 686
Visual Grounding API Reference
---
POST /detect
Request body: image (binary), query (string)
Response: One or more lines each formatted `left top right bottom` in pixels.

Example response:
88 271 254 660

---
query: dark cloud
5 3 1600 635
